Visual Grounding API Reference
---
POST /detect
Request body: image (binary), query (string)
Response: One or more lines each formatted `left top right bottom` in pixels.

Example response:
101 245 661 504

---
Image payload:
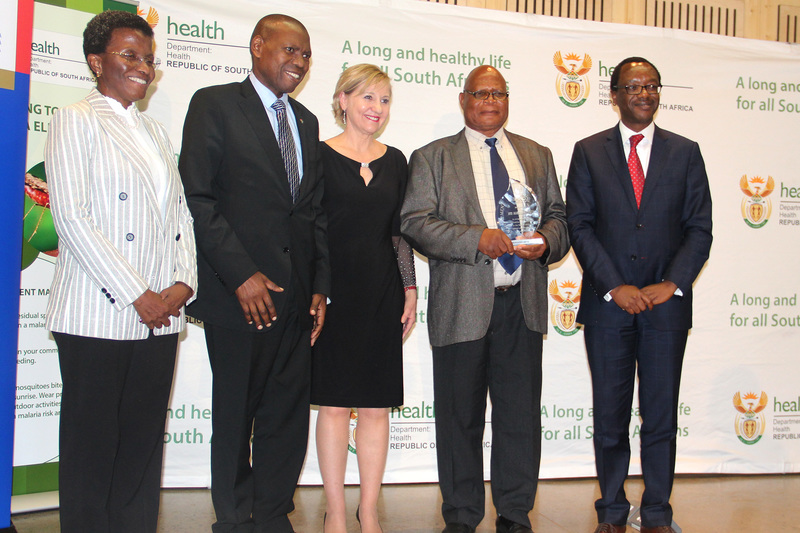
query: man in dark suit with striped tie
566 57 712 533
179 14 329 533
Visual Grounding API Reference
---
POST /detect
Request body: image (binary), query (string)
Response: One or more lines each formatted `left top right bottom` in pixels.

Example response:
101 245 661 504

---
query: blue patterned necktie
486 137 523 275
271 99 300 203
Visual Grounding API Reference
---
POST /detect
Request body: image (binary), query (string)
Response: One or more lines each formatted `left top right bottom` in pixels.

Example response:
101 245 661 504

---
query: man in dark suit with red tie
179 14 329 533
566 57 712 533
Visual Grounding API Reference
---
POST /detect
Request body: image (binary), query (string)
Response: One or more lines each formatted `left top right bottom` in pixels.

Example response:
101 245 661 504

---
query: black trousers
54 331 178 533
584 318 687 528
432 285 543 529
205 300 311 533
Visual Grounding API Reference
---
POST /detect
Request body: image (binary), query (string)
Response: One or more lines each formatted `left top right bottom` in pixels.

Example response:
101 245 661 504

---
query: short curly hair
332 64 391 126
610 56 661 91
83 10 153 68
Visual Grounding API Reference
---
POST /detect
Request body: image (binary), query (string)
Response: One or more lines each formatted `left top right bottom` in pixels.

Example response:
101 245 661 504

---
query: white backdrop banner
16 0 800 488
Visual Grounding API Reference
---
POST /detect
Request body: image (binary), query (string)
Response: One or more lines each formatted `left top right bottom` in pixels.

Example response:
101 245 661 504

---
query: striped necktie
271 99 300 203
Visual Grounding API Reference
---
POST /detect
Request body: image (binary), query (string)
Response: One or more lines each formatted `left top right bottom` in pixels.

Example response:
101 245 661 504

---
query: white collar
618 121 655 144
102 94 140 129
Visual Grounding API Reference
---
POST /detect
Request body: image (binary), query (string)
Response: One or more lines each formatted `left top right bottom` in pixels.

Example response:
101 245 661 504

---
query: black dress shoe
496 515 534 533
442 523 475 533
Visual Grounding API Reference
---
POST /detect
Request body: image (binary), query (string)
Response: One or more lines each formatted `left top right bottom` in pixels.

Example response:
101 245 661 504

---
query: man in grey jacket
401 65 569 533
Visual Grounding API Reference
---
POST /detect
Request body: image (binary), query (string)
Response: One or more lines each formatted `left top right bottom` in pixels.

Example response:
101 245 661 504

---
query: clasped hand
610 281 678 314
133 282 194 329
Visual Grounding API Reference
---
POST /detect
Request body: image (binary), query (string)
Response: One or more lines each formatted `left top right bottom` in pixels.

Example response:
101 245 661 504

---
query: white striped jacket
44 89 197 340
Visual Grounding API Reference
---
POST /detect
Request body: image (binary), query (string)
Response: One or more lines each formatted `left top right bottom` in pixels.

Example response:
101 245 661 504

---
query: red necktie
628 134 645 208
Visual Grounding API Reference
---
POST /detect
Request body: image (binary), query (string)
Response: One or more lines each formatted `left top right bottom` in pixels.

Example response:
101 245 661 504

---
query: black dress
311 143 410 408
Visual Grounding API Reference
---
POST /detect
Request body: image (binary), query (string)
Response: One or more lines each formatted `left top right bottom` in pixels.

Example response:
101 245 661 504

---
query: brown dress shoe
592 524 626 533
640 527 676 533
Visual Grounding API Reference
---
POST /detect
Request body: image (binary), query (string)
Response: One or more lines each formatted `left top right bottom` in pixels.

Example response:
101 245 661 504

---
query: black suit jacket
566 124 712 331
179 78 330 331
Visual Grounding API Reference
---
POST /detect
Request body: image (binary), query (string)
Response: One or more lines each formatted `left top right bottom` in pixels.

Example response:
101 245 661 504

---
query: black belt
495 284 518 292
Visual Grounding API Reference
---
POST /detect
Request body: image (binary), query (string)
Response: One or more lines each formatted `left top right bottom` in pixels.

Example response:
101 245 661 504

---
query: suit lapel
639 125 668 211
141 115 178 222
451 131 486 226
289 98 314 201
87 90 161 223
506 132 535 188
604 126 639 212
237 80 292 200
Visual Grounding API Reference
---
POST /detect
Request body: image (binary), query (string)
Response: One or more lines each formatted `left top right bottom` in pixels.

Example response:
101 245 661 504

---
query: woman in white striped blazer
43 11 197 533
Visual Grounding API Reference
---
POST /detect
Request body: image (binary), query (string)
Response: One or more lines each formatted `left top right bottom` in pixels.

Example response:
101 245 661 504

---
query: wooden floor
10 474 800 532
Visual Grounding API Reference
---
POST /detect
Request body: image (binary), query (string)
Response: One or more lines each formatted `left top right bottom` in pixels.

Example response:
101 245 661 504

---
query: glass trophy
497 181 543 245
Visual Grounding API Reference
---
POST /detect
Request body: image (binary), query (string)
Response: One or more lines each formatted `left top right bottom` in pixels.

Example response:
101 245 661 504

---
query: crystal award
496 181 543 245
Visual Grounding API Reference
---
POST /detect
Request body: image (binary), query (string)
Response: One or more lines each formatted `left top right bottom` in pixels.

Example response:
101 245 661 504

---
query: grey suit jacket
401 128 569 347
45 89 198 340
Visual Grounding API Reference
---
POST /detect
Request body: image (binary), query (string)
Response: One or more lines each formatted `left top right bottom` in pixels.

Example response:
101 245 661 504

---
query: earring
342 110 347 125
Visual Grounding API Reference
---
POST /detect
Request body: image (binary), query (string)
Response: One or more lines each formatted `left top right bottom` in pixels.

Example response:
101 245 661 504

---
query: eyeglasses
614 84 662 95
464 90 509 101
106 51 162 70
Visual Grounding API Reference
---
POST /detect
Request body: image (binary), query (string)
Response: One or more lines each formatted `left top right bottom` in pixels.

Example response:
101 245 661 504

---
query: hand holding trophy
497 181 543 245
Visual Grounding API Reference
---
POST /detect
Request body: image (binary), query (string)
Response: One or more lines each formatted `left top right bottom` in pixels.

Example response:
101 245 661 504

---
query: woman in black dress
311 64 416 533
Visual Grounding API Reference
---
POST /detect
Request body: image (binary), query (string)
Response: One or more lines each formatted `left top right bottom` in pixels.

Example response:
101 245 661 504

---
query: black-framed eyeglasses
107 51 162 70
613 84 662 95
464 90 509 101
